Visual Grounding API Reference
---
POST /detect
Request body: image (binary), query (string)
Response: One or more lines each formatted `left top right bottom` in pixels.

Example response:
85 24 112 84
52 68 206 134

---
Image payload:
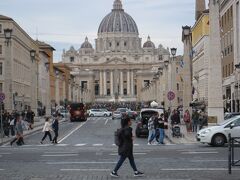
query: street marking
55 144 68 146
0 153 11 155
109 153 146 156
75 144 86 146
58 121 87 143
181 151 218 154
104 119 109 125
160 168 237 171
44 152 77 154
93 144 103 146
60 169 111 171
190 160 227 162
47 161 116 165
0 155 2 157
112 144 116 146
0 169 4 171
134 144 139 146
42 154 78 157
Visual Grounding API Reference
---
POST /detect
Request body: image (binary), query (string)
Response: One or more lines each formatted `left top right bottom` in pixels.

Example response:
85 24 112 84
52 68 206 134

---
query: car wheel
212 134 226 147
104 114 107 117
90 114 94 117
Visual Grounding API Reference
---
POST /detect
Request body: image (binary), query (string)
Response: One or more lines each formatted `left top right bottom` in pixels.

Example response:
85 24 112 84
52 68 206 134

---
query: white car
197 115 240 147
88 109 112 117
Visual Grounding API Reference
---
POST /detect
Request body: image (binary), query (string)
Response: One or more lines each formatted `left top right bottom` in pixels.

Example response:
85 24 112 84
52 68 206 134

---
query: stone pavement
0 116 66 146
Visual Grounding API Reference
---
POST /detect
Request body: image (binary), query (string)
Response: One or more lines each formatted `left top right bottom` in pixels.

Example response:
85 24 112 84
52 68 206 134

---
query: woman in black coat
110 117 144 178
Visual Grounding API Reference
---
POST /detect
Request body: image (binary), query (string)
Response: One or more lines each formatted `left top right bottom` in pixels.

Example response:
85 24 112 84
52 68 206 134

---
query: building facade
62 0 170 103
0 15 38 113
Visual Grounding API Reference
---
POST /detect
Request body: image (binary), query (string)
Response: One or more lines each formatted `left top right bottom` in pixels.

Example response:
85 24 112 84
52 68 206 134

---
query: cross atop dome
113 0 123 10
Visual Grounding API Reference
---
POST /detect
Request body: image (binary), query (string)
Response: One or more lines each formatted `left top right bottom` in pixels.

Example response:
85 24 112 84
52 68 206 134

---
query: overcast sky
0 0 207 62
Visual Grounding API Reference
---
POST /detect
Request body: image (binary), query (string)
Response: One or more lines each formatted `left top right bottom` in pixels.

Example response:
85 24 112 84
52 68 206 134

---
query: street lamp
30 50 36 63
4 28 12 46
182 25 191 36
170 48 177 57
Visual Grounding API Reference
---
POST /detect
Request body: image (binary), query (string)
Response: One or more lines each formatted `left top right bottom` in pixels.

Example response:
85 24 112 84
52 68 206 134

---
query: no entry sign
167 91 175 101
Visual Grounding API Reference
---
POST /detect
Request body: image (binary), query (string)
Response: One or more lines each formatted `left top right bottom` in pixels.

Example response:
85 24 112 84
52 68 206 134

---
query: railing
228 134 240 174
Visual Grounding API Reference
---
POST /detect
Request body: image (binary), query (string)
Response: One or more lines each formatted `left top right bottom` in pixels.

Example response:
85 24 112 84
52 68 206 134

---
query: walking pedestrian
52 114 59 144
10 114 24 146
40 117 52 144
157 113 165 144
183 109 191 132
26 108 35 130
147 112 158 145
110 117 144 178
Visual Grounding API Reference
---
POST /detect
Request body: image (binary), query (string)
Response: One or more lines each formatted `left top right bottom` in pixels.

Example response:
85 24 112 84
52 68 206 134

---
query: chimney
195 0 206 21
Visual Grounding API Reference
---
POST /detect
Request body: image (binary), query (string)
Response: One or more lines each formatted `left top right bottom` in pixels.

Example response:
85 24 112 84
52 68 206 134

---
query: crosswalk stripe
75 144 86 146
93 144 103 146
55 144 68 146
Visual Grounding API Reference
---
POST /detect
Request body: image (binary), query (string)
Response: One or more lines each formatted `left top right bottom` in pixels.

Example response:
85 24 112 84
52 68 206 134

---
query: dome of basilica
81 37 93 49
98 0 139 34
143 36 155 48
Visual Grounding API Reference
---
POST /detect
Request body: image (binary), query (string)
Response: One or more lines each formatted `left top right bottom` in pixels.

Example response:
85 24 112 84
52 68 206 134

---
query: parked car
112 111 122 120
59 109 70 118
197 115 240 147
135 108 164 137
116 108 138 119
224 112 240 120
88 109 111 117
70 103 87 122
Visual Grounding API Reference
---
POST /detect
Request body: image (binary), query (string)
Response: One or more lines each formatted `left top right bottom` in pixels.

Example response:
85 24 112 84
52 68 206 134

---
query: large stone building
62 0 170 103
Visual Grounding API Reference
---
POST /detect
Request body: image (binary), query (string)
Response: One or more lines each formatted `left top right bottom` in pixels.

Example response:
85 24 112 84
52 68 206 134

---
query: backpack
114 129 122 146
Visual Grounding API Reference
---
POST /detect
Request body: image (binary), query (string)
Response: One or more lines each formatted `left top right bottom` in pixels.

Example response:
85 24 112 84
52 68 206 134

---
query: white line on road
109 153 146 156
44 152 78 154
160 168 236 171
60 169 111 171
93 144 103 146
42 154 78 157
75 144 86 146
37 144 52 147
104 119 109 125
181 151 218 154
0 153 11 155
47 161 116 165
0 169 4 171
58 121 87 143
134 144 139 146
55 144 68 146
190 160 227 162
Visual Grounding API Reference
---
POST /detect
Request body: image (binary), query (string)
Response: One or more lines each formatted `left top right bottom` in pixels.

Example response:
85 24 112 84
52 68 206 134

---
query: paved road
0 117 239 180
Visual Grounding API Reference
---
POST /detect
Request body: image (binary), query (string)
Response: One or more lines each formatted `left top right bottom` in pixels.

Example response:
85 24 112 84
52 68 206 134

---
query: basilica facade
62 0 170 103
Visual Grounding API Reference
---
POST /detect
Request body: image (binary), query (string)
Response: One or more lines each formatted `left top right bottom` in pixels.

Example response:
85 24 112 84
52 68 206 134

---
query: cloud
0 0 197 60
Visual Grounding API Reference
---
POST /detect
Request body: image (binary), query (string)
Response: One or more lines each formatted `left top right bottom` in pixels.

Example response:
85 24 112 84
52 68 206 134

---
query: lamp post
30 49 37 113
4 29 13 111
170 47 177 111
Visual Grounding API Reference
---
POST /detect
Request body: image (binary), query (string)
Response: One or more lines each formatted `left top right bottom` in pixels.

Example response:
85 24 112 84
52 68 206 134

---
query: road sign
0 93 5 102
167 91 175 101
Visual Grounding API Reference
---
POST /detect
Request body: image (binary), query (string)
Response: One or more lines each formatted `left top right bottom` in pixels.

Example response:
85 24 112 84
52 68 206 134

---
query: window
0 24 2 33
123 57 126 61
0 83 2 92
0 62 2 75
0 45 2 54
124 89 127 95
106 58 110 61
109 42 112 47
107 89 110 95
116 42 120 46
158 55 163 61
84 58 87 61
145 57 149 60
124 42 127 46
177 83 179 91
95 84 99 95
70 56 74 62
223 67 225 77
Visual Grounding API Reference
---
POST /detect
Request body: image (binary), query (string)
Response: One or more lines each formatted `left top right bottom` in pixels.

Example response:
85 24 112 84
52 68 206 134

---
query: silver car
89 109 111 117
112 111 122 120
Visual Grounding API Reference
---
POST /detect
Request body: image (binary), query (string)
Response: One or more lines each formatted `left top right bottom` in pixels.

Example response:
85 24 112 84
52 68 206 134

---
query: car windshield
219 115 240 126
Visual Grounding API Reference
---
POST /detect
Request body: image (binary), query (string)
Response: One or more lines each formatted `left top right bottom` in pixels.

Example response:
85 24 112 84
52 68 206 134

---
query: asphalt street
0 117 239 180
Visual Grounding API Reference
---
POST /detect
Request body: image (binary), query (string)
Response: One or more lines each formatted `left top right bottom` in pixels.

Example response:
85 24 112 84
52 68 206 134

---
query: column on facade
120 70 123 95
127 70 130 96
103 70 107 95
110 70 114 96
99 70 103 96
131 70 134 96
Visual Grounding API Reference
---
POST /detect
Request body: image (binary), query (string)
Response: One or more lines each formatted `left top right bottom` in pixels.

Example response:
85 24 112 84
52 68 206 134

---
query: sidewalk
0 116 66 146
165 123 197 144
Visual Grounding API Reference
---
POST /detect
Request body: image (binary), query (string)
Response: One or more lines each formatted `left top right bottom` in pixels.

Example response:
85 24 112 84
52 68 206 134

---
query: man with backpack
111 117 144 178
